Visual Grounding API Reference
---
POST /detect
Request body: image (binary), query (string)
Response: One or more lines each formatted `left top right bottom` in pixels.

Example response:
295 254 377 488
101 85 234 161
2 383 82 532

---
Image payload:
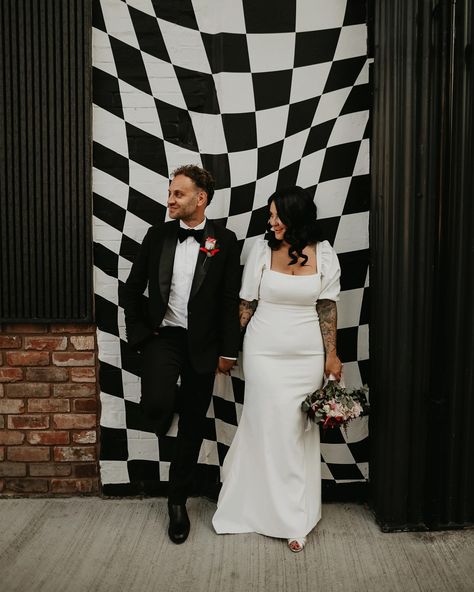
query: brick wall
0 323 100 495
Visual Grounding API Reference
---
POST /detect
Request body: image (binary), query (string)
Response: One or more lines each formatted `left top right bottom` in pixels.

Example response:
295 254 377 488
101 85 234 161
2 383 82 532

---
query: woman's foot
287 537 306 553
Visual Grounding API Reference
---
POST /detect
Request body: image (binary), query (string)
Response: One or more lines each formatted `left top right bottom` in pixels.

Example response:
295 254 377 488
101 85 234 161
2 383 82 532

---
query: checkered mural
93 0 370 493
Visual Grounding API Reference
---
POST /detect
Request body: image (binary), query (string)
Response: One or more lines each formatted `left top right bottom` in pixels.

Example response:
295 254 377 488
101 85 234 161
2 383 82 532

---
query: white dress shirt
161 219 205 329
160 219 236 361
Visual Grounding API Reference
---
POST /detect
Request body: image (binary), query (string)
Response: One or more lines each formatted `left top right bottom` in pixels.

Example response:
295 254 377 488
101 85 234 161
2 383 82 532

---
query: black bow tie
178 227 204 243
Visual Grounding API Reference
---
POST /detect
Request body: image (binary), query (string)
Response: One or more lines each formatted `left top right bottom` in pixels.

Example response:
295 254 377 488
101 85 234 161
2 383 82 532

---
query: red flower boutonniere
200 236 220 257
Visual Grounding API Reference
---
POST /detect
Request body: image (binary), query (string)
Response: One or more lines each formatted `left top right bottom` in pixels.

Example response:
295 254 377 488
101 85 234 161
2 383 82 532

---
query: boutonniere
200 236 220 257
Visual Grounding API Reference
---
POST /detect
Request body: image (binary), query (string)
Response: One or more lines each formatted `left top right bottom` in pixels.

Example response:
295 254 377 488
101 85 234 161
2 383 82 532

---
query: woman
212 186 342 552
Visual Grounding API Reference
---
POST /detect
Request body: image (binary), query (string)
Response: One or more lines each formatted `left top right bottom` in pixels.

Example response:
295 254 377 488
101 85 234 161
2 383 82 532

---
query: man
121 165 241 544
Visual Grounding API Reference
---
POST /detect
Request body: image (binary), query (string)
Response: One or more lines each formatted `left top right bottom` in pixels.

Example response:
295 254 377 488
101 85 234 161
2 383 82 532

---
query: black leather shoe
168 503 190 544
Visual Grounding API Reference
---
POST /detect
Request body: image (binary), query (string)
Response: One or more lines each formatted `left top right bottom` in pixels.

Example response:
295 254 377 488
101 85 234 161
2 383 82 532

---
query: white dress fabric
212 239 341 538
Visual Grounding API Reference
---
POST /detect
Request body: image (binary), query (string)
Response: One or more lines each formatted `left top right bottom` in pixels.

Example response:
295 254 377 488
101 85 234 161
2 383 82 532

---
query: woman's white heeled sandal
287 537 306 553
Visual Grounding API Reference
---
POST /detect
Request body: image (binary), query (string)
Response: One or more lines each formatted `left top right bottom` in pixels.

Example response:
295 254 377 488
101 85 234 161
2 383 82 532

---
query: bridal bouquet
301 378 369 433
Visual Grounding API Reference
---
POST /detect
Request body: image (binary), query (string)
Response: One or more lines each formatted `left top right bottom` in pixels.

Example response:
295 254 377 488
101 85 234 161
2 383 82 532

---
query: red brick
70 335 95 351
0 430 25 445
0 399 25 414
53 384 96 398
28 398 70 413
7 414 49 429
27 431 70 445
72 430 97 444
6 351 49 366
73 463 98 477
73 398 97 412
52 414 96 429
51 324 95 334
0 462 27 477
0 336 22 349
0 368 23 382
6 383 50 398
0 417 4 429
7 446 50 461
3 324 47 333
54 446 96 462
29 463 71 477
24 336 67 351
52 352 95 367
0 447 4 461
71 367 96 383
25 367 68 382
50 478 98 493
5 479 49 493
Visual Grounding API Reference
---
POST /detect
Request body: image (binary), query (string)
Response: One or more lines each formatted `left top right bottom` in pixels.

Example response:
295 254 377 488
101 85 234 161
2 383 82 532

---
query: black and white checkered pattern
93 0 370 492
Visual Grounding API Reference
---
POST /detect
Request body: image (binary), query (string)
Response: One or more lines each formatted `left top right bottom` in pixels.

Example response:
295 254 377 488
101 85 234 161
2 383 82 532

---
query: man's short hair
171 164 215 205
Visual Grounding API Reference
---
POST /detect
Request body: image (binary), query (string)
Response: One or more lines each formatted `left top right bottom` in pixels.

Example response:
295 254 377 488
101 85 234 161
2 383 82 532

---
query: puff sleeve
239 238 267 301
318 240 341 302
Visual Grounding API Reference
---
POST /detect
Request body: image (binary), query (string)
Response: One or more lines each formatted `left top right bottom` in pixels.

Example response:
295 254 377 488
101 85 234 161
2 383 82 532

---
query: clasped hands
216 357 235 375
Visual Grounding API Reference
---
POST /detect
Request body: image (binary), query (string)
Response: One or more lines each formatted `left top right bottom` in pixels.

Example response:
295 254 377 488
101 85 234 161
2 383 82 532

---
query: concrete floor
0 498 473 592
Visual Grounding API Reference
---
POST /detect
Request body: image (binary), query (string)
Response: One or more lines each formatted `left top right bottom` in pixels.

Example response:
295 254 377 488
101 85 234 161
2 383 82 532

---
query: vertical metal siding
370 0 474 530
427 0 474 527
0 0 92 322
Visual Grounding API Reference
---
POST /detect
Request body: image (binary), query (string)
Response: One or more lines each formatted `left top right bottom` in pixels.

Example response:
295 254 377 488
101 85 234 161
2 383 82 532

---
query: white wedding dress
212 238 341 538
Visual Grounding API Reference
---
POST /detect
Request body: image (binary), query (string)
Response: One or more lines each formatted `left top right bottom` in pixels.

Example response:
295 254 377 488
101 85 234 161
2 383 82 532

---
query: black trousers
140 327 215 504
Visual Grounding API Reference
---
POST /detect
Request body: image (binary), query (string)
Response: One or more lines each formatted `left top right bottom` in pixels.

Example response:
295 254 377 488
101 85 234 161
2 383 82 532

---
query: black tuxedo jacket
120 219 241 373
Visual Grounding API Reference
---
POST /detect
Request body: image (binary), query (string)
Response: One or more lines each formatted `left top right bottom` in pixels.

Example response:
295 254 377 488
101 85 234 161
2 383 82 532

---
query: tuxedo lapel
189 219 216 301
158 221 179 304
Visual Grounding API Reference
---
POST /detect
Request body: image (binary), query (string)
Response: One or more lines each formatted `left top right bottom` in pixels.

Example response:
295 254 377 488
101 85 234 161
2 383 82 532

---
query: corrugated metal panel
0 0 92 322
427 0 474 529
370 0 474 530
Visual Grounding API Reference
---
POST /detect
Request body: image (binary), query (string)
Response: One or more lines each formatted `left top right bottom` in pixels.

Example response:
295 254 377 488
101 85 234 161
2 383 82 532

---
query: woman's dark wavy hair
266 186 320 266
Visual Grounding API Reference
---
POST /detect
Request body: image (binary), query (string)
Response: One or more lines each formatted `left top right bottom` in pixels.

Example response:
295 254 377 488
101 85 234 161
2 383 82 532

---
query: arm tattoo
239 299 258 331
316 299 337 355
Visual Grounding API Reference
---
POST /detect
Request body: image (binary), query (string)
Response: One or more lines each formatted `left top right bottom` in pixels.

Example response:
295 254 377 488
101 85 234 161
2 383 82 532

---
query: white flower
204 237 217 251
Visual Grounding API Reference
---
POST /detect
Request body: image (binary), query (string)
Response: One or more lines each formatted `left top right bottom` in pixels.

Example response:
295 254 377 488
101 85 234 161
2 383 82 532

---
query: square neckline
267 242 320 277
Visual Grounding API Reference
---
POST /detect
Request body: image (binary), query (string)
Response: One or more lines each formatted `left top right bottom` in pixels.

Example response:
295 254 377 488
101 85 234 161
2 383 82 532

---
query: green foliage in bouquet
301 380 370 431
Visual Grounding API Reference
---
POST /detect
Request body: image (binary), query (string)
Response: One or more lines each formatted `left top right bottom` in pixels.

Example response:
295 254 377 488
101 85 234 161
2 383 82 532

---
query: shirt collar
179 218 206 231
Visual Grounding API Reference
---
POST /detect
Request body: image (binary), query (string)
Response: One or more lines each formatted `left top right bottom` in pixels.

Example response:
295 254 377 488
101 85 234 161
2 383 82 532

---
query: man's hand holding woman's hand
216 357 235 375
